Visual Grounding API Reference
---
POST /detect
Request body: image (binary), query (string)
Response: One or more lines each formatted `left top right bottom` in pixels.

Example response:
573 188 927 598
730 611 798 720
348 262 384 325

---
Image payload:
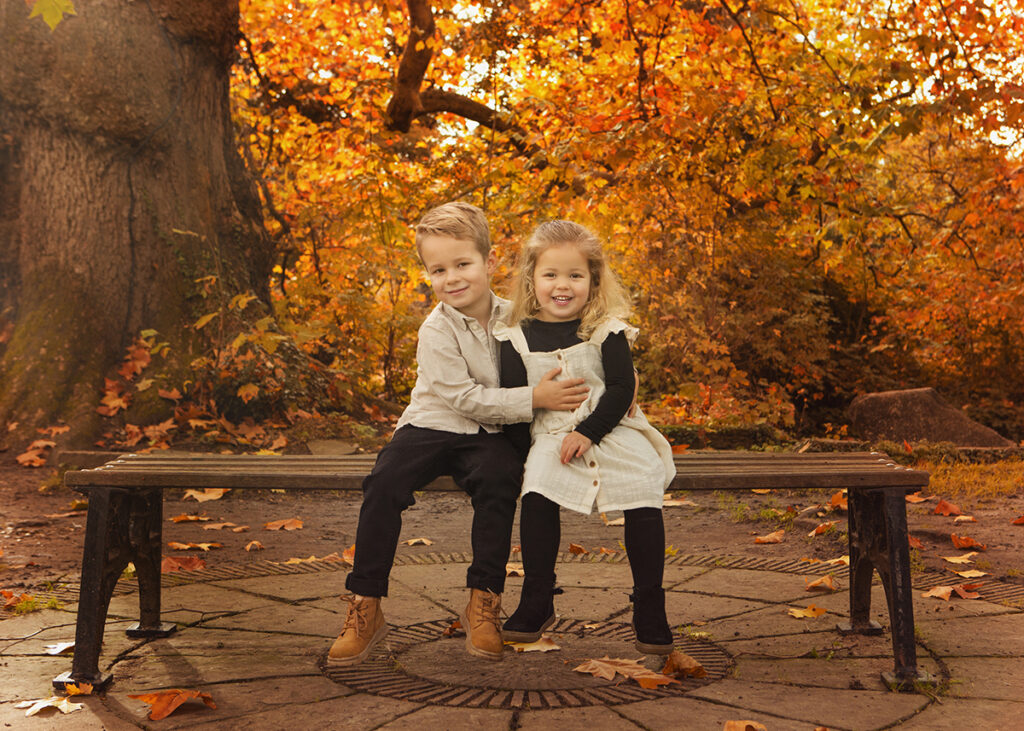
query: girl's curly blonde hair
506 220 631 338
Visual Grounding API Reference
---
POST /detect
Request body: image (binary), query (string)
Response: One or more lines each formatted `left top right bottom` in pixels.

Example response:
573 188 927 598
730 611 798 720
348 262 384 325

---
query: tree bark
0 0 272 445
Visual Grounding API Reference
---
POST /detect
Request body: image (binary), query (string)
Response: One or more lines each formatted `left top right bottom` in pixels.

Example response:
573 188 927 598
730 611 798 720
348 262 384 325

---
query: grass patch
921 458 1024 501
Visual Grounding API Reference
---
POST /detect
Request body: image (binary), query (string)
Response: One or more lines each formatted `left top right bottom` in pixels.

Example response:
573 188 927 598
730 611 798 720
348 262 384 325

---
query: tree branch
385 0 437 132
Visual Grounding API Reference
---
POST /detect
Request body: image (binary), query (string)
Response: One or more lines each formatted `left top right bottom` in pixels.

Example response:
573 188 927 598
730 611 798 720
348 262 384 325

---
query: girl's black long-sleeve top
499 318 635 461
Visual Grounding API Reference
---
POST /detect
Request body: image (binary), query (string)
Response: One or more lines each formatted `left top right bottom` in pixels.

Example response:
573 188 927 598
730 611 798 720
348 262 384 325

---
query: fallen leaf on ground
506 562 525 577
1012 514 1024 525
128 689 216 721
597 546 618 555
64 683 93 696
569 543 589 555
167 541 222 551
244 540 264 551
600 512 625 526
203 522 237 530
808 520 838 537
933 499 962 517
722 722 768 731
941 552 977 564
824 555 850 567
663 497 698 507
800 557 822 564
573 656 680 689
511 544 521 554
264 518 303 531
43 642 75 655
2 589 33 609
665 544 679 556
14 696 83 716
661 650 707 679
183 488 230 502
951 534 987 551
342 544 356 563
788 604 827 619
282 553 347 565
905 492 930 503
507 636 561 653
953 515 977 523
170 514 211 523
750 489 771 494
805 575 838 592
956 582 985 599
44 510 86 519
754 529 784 544
953 569 988 579
922 585 954 601
828 490 848 511
402 537 434 546
68 498 88 511
231 525 249 532
16 448 47 467
441 619 463 637
908 536 924 549
161 556 206 573
671 443 689 453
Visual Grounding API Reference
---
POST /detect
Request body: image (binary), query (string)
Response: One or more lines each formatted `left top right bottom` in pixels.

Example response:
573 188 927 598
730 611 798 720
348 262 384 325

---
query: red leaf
951 534 987 551
933 499 962 517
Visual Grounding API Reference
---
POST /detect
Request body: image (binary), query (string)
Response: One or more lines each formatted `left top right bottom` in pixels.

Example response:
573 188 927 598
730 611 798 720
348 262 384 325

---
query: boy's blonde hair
415 202 491 260
507 220 632 338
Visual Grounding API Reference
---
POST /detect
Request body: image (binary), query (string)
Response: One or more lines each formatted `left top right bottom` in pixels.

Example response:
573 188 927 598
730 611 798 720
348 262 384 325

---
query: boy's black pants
345 425 523 597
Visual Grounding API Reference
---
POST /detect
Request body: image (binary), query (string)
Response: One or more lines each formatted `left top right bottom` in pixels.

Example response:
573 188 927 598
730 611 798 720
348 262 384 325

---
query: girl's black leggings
518 492 665 589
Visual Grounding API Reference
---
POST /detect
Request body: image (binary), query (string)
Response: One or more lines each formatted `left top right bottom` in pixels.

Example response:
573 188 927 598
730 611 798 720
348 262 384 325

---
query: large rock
846 388 1014 447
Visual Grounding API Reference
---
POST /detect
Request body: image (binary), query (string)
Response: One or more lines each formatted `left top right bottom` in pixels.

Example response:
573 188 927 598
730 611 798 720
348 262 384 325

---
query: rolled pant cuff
345 575 388 597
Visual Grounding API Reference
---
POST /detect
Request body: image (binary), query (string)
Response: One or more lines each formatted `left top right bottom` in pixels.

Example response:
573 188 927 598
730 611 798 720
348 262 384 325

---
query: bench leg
55 487 172 692
127 489 176 639
840 489 883 635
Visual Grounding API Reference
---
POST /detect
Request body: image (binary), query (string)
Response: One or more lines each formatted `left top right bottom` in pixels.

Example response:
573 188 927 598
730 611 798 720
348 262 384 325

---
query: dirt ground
2 454 1024 601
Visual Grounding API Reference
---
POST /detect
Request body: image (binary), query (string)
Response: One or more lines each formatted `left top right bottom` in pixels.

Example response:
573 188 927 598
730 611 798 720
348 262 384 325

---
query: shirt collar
439 292 502 330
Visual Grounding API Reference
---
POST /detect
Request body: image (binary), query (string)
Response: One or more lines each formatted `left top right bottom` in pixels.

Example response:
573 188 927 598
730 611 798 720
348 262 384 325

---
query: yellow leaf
754 529 785 544
922 585 953 601
193 312 219 330
245 540 264 551
506 562 525 577
600 512 625 526
750 489 771 494
183 488 230 502
788 604 827 619
809 520 838 537
954 569 988 579
237 383 259 403
507 636 561 653
723 723 768 731
805 575 838 592
15 695 83 716
402 537 434 546
941 552 977 564
264 517 303 531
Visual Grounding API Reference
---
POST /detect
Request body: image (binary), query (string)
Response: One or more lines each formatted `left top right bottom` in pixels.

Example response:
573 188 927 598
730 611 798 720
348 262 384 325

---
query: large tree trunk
0 0 273 446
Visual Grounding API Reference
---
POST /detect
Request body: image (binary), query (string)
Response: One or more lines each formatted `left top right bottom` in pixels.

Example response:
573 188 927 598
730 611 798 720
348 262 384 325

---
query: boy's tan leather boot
460 588 504 660
327 595 389 667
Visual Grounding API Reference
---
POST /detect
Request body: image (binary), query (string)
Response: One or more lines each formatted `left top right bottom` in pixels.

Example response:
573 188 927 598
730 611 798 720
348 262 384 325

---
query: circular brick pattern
322 618 731 709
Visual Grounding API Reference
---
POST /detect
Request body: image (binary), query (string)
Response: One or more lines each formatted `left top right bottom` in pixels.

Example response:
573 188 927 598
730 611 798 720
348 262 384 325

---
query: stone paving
2 547 1024 730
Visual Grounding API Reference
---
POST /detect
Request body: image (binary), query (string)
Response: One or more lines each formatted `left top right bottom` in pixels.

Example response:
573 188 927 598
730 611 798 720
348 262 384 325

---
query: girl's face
533 242 591 322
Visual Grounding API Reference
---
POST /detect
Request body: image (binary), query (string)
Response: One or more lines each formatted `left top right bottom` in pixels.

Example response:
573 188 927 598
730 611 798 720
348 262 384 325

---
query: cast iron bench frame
54 450 932 692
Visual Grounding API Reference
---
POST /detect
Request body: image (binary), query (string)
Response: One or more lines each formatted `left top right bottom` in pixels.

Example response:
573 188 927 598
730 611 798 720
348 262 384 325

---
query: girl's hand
560 431 593 464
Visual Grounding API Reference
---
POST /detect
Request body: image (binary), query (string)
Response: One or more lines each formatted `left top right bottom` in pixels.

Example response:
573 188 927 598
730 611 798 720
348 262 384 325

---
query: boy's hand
560 431 593 464
533 368 589 411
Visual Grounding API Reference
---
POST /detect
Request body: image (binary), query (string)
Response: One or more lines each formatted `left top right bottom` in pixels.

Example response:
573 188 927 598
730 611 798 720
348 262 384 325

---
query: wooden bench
54 450 931 691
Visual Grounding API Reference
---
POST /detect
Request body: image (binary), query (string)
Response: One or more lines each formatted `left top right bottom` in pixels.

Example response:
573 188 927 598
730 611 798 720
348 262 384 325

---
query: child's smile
533 243 591 322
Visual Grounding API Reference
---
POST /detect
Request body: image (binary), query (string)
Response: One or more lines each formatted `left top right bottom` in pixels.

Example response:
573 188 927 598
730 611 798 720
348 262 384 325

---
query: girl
496 220 677 654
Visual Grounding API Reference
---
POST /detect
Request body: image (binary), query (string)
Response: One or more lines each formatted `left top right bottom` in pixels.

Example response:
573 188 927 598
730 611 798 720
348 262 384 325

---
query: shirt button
593 480 599 486
589 461 596 468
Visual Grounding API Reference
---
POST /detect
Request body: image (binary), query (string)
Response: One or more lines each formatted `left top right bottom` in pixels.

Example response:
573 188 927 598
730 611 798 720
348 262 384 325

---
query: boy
328 202 588 666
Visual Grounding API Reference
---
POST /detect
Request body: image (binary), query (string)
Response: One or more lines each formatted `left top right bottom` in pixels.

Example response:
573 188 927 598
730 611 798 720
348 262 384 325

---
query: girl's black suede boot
630 586 673 655
502 576 556 643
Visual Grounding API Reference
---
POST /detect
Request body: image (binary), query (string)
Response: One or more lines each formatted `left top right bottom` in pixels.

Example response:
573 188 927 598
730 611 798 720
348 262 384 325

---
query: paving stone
675 568 823 603
306 590 451 627
104 675 352 729
526 587 629 623
912 595 1018 619
516 704 643 729
201 601 344 637
892 697 1024 729
916 613 1024 656
211 572 348 602
617 697 809 731
686 679 928 728
666 592 773 625
717 626 900 661
111 627 324 687
943 657 1024 700
0 656 77 702
108 583 281 618
1 615 143 664
732 656 941 692
377 704 514 729
181 692 422 730
698 603 841 641
389 562 470 590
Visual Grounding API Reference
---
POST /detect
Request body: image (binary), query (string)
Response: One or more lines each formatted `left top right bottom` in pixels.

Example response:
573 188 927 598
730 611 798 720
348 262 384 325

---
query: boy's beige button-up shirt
395 293 534 434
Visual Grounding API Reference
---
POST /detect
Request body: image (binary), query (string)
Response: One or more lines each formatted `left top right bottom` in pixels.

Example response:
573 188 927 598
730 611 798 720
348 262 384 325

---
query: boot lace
474 590 502 629
342 595 373 637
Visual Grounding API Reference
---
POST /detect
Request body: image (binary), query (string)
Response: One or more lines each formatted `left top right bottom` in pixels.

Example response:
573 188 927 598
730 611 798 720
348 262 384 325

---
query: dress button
592 480 598 486
589 461 596 468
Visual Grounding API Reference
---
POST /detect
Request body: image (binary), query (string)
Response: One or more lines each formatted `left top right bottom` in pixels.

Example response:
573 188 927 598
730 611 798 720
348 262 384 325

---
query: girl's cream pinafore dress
496 318 675 515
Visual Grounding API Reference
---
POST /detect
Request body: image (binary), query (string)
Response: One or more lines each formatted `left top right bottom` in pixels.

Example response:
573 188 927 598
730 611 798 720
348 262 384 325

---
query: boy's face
420 235 496 321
